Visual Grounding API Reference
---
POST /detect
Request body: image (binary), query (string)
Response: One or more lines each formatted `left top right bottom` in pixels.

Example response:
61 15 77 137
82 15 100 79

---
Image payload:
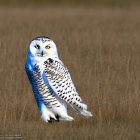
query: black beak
41 51 44 56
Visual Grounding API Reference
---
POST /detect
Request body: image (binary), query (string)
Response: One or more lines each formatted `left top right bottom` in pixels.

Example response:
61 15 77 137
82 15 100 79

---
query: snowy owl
25 36 92 122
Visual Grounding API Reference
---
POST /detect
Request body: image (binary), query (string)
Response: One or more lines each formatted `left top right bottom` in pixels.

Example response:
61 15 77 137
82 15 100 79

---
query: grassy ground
0 7 140 139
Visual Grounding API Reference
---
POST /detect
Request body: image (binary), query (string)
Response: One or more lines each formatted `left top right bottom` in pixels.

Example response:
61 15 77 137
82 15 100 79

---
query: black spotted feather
43 58 92 117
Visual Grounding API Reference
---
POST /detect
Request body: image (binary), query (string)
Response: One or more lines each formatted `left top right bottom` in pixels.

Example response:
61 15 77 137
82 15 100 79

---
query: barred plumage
25 36 92 123
43 59 85 110
25 64 61 109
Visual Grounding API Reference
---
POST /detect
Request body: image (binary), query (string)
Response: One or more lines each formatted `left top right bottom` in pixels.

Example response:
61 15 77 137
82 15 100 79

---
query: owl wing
25 61 61 111
43 58 92 117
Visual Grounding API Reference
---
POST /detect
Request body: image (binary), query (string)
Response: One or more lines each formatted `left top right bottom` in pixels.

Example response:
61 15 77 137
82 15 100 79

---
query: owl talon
56 114 59 122
48 119 52 123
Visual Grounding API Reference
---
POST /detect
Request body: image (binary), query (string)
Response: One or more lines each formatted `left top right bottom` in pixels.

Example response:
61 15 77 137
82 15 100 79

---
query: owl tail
79 103 93 117
70 102 93 118
80 109 93 118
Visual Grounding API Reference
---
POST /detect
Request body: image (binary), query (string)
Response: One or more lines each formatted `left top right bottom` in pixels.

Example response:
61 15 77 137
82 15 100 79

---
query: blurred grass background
0 0 140 140
0 0 140 7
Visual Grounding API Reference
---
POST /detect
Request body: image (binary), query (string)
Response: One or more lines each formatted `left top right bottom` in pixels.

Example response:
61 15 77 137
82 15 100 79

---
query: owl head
27 36 58 61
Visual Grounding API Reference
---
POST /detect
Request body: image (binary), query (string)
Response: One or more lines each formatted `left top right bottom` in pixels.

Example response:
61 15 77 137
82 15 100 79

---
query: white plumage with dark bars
25 36 92 122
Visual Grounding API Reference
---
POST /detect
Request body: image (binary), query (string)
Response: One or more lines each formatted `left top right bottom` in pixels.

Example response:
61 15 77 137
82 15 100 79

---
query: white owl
25 36 92 122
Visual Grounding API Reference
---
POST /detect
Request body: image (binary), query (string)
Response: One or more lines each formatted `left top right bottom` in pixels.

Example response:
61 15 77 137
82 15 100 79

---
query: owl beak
41 51 44 56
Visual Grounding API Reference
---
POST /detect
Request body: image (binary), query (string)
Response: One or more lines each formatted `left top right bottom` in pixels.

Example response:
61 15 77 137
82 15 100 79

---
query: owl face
28 37 58 59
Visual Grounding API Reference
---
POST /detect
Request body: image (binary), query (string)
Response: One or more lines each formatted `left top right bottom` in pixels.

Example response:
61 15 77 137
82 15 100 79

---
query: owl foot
49 114 59 122
41 107 57 123
41 112 57 123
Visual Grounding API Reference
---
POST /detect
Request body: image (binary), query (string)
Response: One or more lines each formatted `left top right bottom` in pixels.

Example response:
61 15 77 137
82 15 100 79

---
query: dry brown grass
0 7 140 140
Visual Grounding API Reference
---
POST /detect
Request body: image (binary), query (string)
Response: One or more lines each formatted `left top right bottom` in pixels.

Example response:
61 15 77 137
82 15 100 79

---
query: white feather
25 36 92 122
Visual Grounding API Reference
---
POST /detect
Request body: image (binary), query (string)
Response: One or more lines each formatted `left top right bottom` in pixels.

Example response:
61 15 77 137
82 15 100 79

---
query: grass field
0 7 140 140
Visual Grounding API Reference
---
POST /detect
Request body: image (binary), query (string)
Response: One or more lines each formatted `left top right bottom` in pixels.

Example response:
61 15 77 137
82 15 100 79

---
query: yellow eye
45 45 50 49
35 45 40 49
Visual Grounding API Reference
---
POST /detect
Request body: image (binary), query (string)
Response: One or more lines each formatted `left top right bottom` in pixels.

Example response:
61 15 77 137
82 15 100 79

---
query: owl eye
45 45 50 49
35 45 40 49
